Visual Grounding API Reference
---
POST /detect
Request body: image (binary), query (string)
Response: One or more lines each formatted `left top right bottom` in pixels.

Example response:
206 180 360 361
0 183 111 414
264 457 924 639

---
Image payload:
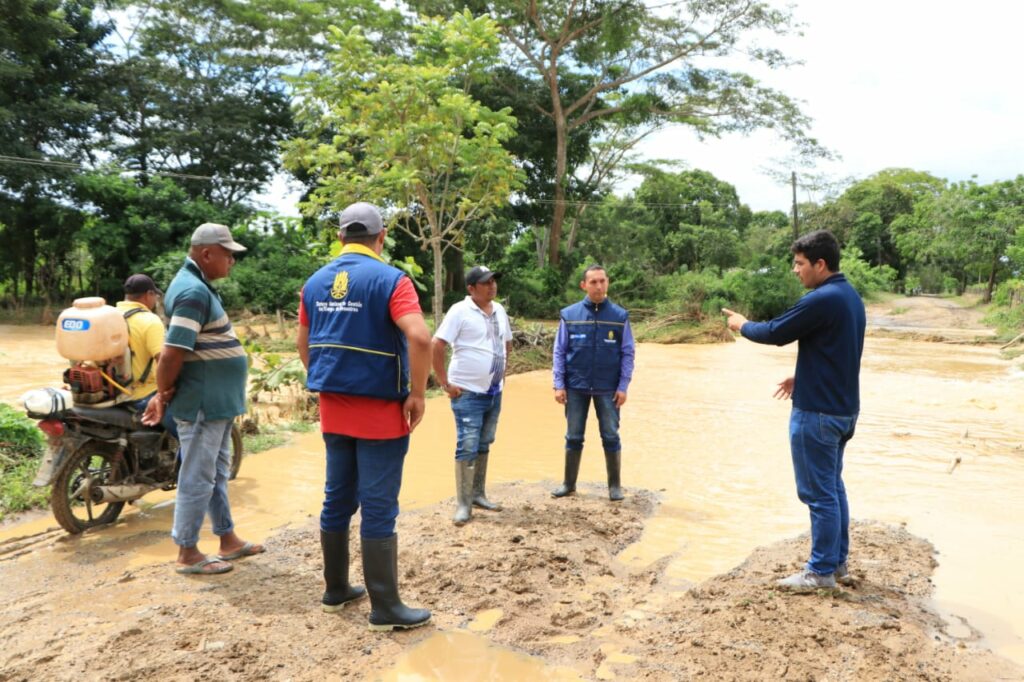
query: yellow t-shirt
114 301 165 401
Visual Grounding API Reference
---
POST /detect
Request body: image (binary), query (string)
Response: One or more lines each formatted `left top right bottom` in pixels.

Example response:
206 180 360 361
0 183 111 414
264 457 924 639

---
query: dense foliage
0 1 1020 331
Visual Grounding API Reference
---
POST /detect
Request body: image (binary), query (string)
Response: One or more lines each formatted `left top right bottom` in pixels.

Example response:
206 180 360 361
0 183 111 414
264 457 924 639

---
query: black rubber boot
472 453 502 511
605 450 624 501
453 459 475 526
361 534 431 632
551 449 582 498
320 529 366 613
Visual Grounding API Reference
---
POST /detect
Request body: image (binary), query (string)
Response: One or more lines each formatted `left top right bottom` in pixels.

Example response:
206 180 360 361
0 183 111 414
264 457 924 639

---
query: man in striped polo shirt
143 223 264 575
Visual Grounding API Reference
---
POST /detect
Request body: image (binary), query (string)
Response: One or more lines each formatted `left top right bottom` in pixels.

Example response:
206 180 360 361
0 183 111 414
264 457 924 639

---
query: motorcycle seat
70 406 139 430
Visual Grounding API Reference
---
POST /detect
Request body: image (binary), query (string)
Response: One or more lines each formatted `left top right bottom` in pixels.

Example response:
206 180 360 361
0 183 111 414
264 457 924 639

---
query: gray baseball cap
191 223 247 252
339 202 384 236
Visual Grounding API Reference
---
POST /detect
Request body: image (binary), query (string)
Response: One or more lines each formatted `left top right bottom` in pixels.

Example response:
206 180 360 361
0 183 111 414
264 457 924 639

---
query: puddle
371 630 582 681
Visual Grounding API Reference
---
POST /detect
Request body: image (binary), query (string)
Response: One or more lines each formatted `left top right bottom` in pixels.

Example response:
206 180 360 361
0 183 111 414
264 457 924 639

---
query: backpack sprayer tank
55 297 133 406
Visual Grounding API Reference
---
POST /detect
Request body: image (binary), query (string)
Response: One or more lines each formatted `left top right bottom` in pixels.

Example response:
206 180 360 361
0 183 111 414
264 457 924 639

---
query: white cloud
635 0 1024 211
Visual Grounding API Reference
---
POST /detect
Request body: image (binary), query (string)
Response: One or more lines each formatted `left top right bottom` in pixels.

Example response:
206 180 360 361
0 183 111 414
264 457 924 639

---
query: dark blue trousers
321 433 409 539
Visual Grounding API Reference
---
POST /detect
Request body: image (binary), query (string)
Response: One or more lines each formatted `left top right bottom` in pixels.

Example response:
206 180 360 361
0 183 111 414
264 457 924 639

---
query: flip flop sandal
216 541 266 561
175 557 233 575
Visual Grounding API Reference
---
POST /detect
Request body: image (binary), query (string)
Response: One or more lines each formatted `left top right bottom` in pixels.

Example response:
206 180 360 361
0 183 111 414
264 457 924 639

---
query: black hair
342 231 380 246
791 230 840 272
581 264 607 282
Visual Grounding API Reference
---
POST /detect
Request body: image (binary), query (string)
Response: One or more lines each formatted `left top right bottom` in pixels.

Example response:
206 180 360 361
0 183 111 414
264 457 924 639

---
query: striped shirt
163 257 247 421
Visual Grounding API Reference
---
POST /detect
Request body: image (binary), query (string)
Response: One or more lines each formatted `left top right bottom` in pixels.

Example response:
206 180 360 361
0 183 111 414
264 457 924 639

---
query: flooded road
1 322 1022 669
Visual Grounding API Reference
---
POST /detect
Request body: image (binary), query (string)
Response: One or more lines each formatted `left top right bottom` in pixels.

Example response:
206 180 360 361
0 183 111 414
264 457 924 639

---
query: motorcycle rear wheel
51 443 129 534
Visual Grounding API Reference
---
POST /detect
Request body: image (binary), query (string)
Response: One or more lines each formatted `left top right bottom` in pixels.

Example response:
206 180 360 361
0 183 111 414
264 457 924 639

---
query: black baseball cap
465 266 500 285
123 274 162 295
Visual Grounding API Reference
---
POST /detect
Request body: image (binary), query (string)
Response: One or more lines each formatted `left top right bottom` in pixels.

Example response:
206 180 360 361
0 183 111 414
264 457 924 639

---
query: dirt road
865 294 995 340
1 486 1019 681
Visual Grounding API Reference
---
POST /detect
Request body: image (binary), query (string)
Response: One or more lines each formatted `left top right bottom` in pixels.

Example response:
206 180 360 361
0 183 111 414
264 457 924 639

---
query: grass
0 404 48 521
242 419 317 455
0 452 48 522
886 306 909 316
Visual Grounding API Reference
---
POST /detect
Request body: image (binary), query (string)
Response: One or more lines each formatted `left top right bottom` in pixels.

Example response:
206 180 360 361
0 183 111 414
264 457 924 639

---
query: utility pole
791 171 799 240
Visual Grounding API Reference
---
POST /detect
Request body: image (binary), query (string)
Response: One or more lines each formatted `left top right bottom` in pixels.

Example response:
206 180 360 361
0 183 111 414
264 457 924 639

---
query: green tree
0 0 109 301
634 167 750 273
73 171 244 298
932 178 1024 302
283 12 524 326
410 0 821 267
742 210 791 265
829 168 946 276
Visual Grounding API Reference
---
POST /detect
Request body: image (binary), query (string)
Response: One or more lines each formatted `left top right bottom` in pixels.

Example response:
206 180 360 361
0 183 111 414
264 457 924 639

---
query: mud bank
1 484 1018 681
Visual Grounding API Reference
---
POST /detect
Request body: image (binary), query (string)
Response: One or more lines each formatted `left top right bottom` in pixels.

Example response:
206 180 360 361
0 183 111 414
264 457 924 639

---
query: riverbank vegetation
0 404 48 521
3 2 1022 338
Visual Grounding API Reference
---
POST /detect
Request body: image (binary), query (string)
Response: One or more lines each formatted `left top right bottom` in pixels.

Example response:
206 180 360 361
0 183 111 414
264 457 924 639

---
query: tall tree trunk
431 238 444 330
549 112 568 266
534 226 548 269
984 252 999 303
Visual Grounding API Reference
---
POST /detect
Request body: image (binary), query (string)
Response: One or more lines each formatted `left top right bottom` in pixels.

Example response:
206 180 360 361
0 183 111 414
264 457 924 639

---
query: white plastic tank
55 297 129 362
20 387 73 417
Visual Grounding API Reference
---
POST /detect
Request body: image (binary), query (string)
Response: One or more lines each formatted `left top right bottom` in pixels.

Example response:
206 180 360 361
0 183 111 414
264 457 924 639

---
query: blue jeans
564 390 620 453
171 411 234 548
450 390 502 462
321 433 409 539
789 407 858 575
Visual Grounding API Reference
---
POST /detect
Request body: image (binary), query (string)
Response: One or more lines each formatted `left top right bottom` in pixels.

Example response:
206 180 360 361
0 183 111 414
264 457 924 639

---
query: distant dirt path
865 295 995 340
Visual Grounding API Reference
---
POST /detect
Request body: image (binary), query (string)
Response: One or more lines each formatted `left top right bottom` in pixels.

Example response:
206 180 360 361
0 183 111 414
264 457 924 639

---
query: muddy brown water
1 323 1022 673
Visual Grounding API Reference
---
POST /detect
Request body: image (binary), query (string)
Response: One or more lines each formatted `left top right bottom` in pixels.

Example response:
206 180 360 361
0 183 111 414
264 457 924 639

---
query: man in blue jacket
298 202 432 631
552 265 635 501
723 230 865 591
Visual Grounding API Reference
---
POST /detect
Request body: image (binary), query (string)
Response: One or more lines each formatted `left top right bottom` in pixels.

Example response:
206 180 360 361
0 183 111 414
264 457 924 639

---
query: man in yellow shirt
115 274 165 403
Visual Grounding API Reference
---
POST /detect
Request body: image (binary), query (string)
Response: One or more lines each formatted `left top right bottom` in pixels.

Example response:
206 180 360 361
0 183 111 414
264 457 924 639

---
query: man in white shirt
431 266 513 526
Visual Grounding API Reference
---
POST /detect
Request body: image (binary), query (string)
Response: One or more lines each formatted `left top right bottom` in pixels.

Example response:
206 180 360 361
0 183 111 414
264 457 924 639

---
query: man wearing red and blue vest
297 202 432 631
552 265 635 501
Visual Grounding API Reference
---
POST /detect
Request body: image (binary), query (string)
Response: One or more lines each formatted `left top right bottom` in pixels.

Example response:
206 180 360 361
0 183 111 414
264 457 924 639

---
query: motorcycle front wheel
51 442 129 534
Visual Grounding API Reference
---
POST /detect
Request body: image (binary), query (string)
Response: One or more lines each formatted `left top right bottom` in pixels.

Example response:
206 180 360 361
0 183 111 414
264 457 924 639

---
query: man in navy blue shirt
723 230 865 591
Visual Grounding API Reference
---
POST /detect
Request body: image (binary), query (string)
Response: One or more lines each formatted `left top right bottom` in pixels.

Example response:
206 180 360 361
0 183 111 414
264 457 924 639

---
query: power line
0 154 236 183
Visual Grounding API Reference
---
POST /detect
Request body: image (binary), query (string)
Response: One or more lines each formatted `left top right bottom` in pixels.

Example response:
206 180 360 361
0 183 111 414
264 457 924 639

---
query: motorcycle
31 404 243 534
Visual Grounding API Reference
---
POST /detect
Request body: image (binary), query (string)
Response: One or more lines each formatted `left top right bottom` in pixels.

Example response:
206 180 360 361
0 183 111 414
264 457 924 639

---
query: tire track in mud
0 526 64 562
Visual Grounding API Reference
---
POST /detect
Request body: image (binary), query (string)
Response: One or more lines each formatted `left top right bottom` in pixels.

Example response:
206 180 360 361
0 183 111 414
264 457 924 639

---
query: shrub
840 246 897 298
652 261 803 322
0 403 48 519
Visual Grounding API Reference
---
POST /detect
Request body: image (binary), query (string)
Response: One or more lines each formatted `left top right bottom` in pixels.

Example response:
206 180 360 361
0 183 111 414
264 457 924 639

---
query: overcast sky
636 0 1024 212
256 1 1024 216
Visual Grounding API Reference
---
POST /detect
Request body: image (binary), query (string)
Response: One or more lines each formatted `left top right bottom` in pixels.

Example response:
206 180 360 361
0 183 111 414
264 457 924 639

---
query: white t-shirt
434 296 513 394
